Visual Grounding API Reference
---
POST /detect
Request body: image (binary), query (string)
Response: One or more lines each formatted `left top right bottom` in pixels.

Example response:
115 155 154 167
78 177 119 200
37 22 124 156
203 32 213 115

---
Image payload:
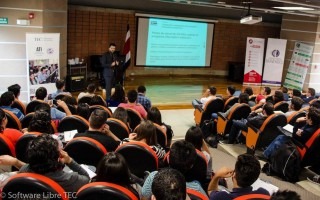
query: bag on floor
201 119 218 148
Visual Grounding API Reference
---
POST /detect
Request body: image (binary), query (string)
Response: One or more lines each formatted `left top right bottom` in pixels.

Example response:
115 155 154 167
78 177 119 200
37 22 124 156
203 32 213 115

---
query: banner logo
272 50 280 57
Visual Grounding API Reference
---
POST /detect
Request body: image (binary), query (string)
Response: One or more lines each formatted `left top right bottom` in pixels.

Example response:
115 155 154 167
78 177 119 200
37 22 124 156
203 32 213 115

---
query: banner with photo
283 42 314 90
262 38 287 86
26 33 60 100
243 37 265 85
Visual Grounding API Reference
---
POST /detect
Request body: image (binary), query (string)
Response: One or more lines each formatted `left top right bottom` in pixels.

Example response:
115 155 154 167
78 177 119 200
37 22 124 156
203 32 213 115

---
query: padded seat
187 188 209 200
106 118 130 140
296 128 320 167
11 99 26 115
26 100 46 114
89 105 112 118
15 132 41 162
0 134 15 156
194 98 224 126
3 109 22 130
223 96 239 112
274 101 289 113
54 93 71 100
78 96 93 104
58 115 89 133
126 108 143 131
287 111 306 125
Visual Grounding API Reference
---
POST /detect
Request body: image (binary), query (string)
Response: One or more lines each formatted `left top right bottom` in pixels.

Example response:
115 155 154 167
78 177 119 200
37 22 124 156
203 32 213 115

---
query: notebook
277 124 293 137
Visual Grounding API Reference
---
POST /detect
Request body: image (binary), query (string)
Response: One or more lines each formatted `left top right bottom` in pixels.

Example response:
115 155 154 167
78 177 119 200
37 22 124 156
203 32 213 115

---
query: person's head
270 190 301 200
34 103 51 116
292 89 301 97
0 91 15 106
233 154 260 188
262 102 274 116
62 96 77 106
111 84 125 102
55 79 65 90
90 95 107 107
27 134 62 174
95 152 131 185
89 109 108 129
255 94 266 104
239 93 249 104
135 120 157 146
147 107 162 125
310 100 320 109
209 86 217 96
307 88 316 97
290 97 304 111
244 87 253 96
77 103 90 120
273 91 284 104
306 107 320 126
35 87 47 100
185 126 203 151
87 83 96 94
169 140 196 175
137 85 147 94
28 110 53 134
227 86 236 96
8 84 21 98
151 168 186 200
40 67 47 74
112 107 129 124
127 90 138 103
0 108 7 132
263 87 271 95
109 43 116 53
282 87 288 94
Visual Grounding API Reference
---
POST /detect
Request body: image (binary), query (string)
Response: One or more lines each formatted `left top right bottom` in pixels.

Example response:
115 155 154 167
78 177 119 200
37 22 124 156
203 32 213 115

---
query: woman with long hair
0 108 23 146
108 84 127 107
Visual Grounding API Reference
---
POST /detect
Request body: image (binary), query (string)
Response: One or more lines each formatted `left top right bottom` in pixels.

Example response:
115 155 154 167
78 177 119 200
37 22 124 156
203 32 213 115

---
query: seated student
108 84 127 107
90 95 108 107
50 79 71 100
76 103 90 120
273 91 285 105
78 83 96 100
19 134 90 193
137 85 152 111
25 110 54 135
243 87 256 107
122 120 166 160
142 140 207 199
151 168 187 200
0 108 23 146
261 86 272 98
208 154 269 200
282 87 290 101
0 91 24 120
7 84 22 101
112 107 131 131
185 126 212 180
263 107 320 159
290 89 302 98
222 86 236 102
301 87 316 104
118 90 147 119
192 86 217 109
226 102 274 144
74 109 120 152
251 94 266 110
213 93 249 119
93 152 141 198
274 97 304 117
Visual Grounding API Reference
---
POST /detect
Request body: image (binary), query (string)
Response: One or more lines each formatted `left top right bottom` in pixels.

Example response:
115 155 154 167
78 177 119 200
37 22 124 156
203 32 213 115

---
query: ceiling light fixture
273 7 314 11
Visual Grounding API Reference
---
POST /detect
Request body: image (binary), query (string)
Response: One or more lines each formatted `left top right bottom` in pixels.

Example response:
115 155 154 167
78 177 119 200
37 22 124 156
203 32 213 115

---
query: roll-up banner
243 37 265 85
26 33 60 100
262 38 287 86
283 42 314 90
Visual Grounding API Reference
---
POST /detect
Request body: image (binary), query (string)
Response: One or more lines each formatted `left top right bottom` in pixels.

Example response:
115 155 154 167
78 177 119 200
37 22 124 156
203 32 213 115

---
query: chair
21 112 35 128
249 96 256 103
3 109 22 130
26 100 46 114
134 123 167 148
265 95 273 103
89 105 112 118
116 141 158 178
76 182 138 200
185 150 208 186
233 194 270 200
78 96 93 104
245 113 287 154
0 134 15 156
187 188 209 200
126 108 143 130
217 104 251 137
287 111 306 125
58 115 89 133
296 129 320 168
15 132 41 162
54 93 71 100
274 101 289 113
194 98 224 126
2 173 68 200
57 104 77 115
250 103 264 111
106 118 130 140
223 96 239 112
64 137 107 167
11 99 26 115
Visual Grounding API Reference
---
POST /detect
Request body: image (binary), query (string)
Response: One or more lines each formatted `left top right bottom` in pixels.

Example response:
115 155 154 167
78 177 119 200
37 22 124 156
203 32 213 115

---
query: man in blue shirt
0 91 24 120
137 85 152 111
50 79 71 100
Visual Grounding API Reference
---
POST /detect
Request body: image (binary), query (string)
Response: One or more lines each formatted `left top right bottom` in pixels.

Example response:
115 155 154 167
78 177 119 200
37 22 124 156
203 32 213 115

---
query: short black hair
235 154 260 187
185 126 203 150
290 97 304 111
8 84 21 98
307 107 320 126
77 103 90 120
270 190 301 200
308 88 316 96
239 93 249 104
209 86 217 95
152 168 186 200
274 91 284 104
292 89 301 97
264 87 271 95
89 109 108 129
137 85 146 93
55 79 65 90
282 87 288 94
109 43 116 47
263 102 274 116
0 91 14 106
87 83 96 93
227 86 236 95
34 103 51 116
244 87 253 96
28 110 53 134
90 95 107 107
127 90 138 103
35 87 47 100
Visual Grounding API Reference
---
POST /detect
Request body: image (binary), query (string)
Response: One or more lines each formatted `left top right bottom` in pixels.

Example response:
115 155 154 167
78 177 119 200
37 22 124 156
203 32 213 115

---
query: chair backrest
116 141 158 178
78 96 93 104
89 105 112 118
185 150 208 185
54 93 71 100
15 132 41 162
126 108 143 130
133 123 167 148
26 100 46 114
223 103 251 135
57 104 77 115
233 193 270 200
106 118 130 140
224 96 239 112
249 96 256 102
21 112 35 128
187 188 209 200
2 173 68 200
265 95 273 103
287 111 306 125
64 137 107 167
201 98 224 125
11 99 26 115
297 129 320 167
274 101 289 113
58 115 89 133
76 182 138 200
3 109 22 130
0 134 15 156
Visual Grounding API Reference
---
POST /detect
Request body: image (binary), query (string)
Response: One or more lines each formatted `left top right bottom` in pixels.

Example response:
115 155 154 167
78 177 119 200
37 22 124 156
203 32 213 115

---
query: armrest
217 112 227 120
217 113 228 135
246 122 261 151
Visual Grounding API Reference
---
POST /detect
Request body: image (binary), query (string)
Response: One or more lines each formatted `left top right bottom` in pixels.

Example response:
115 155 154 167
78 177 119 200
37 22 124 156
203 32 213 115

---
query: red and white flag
123 24 131 70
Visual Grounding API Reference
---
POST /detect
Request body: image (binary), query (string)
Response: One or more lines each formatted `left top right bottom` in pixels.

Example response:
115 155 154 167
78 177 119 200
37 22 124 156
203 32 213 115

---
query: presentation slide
136 17 214 68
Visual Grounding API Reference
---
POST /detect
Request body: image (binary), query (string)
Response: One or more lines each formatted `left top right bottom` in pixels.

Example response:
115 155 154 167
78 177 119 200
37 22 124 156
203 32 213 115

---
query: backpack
201 119 218 148
263 142 301 182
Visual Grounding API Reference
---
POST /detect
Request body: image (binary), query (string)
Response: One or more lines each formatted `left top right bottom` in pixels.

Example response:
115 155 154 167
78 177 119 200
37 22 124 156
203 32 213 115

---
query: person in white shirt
192 86 217 109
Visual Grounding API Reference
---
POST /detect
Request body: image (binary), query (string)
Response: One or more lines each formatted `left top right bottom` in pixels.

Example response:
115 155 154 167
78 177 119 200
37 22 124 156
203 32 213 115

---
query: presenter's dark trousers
103 72 114 100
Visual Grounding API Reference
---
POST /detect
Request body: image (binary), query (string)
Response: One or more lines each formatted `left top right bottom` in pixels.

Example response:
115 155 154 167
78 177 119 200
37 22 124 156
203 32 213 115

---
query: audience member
112 107 130 130
291 89 302 98
216 93 249 119
108 84 126 107
302 87 316 103
282 87 289 101
0 108 23 146
90 95 107 107
50 79 71 100
119 90 147 119
77 83 96 100
137 85 152 111
208 154 269 200
76 103 90 120
273 91 284 104
261 87 272 97
0 91 24 120
27 110 54 135
274 97 304 117
270 190 301 200
7 84 21 100
192 86 217 109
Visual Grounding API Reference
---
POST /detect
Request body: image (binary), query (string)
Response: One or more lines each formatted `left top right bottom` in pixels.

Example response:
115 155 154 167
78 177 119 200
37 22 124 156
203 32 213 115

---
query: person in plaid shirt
137 85 152 111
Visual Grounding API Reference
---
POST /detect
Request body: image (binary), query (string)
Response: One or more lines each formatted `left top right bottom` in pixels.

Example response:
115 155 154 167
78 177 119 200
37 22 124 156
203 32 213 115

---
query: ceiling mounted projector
240 15 262 24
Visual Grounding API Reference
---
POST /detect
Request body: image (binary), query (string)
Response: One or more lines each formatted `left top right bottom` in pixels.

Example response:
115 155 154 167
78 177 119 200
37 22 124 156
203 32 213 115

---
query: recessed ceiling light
273 7 314 11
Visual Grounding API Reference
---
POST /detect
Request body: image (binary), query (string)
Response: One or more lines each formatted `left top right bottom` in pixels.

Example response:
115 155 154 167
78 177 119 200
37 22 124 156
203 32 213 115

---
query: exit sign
0 18 8 24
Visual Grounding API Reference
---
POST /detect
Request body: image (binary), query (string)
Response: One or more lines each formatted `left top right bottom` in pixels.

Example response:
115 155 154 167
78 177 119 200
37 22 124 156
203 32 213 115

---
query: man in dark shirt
74 109 120 151
208 154 269 200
